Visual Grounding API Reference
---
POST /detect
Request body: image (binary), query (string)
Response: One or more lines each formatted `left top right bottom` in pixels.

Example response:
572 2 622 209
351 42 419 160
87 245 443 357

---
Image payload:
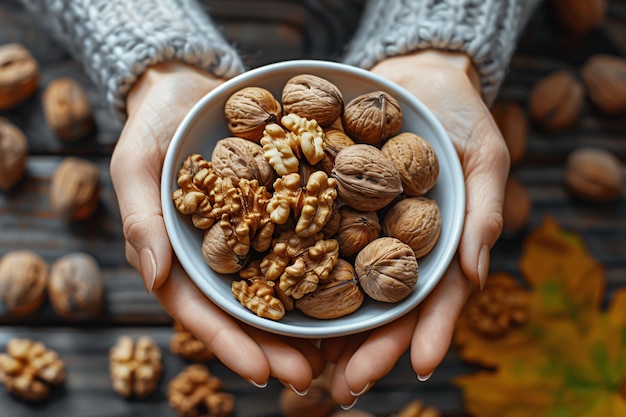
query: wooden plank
1 0 626 416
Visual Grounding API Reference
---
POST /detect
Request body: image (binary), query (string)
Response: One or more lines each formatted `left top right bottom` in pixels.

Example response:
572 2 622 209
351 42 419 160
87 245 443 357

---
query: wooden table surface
1 1 626 416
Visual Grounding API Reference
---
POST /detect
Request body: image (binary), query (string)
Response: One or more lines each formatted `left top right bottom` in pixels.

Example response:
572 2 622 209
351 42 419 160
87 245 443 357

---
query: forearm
344 0 543 105
20 0 244 119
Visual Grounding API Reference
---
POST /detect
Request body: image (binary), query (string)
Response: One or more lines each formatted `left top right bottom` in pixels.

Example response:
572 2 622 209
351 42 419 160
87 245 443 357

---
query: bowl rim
161 59 465 338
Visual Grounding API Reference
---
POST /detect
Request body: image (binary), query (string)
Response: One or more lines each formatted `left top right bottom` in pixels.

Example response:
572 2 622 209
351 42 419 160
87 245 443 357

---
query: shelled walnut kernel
109 336 162 398
0 338 65 402
465 272 529 339
173 74 443 322
167 364 235 417
170 321 214 362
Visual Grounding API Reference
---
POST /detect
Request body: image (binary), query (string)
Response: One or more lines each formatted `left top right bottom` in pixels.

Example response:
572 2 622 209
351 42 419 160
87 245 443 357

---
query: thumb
459 133 509 289
111 129 172 293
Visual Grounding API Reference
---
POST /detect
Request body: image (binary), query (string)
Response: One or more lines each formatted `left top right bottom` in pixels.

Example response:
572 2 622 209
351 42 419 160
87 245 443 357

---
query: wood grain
1 1 626 416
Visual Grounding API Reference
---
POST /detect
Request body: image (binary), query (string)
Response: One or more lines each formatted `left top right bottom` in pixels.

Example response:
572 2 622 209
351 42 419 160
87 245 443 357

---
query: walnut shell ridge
381 132 439 196
282 74 344 127
355 237 418 303
383 197 442 259
342 91 402 145
331 144 403 211
224 86 282 142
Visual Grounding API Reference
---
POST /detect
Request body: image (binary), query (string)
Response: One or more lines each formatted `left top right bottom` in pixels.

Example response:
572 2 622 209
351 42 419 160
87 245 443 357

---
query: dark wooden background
1 1 626 416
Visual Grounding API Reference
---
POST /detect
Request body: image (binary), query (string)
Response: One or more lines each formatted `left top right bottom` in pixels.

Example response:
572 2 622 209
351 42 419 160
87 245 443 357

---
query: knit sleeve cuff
20 0 244 120
343 0 542 105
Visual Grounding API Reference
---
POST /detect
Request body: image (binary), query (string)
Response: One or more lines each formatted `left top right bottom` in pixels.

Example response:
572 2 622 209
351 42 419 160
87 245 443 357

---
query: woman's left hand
321 50 509 408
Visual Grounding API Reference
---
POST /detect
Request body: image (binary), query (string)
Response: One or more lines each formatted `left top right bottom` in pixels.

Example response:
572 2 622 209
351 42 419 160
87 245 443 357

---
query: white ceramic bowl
162 60 465 338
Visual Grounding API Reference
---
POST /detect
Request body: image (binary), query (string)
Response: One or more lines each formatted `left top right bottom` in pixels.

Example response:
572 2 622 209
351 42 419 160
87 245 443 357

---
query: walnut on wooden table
48 252 104 321
167 364 235 417
0 43 39 110
109 335 163 398
0 250 48 317
0 338 65 402
0 118 28 192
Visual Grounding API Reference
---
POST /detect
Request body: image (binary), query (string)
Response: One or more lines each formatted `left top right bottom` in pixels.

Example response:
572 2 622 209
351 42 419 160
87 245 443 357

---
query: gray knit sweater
20 0 542 119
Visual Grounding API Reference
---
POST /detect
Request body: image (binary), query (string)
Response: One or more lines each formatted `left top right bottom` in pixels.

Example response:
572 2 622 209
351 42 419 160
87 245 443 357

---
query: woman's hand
322 50 510 407
110 61 325 392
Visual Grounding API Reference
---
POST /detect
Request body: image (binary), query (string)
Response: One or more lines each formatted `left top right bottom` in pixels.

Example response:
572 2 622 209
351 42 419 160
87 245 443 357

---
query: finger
459 123 509 289
245 327 325 394
111 120 172 293
319 335 350 364
341 309 418 397
410 257 470 378
326 332 369 408
154 261 271 386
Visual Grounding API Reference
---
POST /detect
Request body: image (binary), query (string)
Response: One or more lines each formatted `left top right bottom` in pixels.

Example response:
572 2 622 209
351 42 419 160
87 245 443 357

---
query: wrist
126 61 224 116
405 50 481 94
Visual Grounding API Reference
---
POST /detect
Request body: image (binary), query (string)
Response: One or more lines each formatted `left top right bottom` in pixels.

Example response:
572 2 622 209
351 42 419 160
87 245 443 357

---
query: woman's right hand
110 61 325 393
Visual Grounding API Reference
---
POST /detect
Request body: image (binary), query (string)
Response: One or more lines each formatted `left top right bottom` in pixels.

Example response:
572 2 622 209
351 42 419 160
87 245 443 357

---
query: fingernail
247 378 268 389
140 249 157 294
417 371 433 382
477 244 489 291
340 396 359 410
349 381 371 397
279 380 309 396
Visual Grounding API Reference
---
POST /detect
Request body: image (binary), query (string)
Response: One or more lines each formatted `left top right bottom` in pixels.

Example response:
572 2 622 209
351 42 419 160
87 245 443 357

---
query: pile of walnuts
173 74 442 321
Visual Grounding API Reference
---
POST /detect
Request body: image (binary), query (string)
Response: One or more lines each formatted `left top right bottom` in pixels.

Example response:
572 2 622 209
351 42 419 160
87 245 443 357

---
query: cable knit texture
344 0 542 105
20 0 244 120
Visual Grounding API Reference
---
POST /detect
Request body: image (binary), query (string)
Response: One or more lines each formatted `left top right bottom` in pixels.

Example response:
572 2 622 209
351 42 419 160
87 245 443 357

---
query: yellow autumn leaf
606 287 626 328
519 215 604 318
455 217 626 417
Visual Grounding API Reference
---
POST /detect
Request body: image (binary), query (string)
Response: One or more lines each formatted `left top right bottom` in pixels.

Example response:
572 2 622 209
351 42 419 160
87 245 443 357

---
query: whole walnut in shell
502 175 532 234
202 222 250 274
355 237 418 303
383 197 442 259
42 77 94 143
335 206 381 257
48 252 103 321
0 118 28 191
528 70 584 132
211 136 276 188
50 157 100 221
295 259 364 319
282 74 344 127
491 100 528 166
563 147 624 202
0 250 48 316
581 54 626 115
224 86 282 142
318 127 355 174
331 144 403 211
381 132 439 196
0 43 39 110
342 91 402 145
